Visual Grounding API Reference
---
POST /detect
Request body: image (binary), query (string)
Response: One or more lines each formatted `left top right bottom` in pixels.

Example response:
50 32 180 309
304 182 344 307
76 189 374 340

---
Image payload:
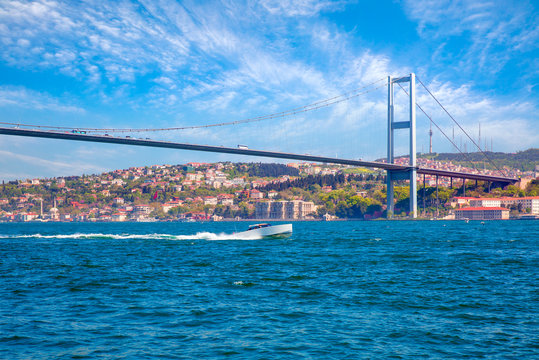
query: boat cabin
247 223 271 231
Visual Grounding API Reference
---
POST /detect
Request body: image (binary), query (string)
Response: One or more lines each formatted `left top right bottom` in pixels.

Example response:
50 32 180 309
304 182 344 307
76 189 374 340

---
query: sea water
0 220 537 359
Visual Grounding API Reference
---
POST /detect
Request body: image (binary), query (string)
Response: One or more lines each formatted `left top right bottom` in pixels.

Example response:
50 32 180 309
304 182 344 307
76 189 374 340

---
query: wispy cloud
411 78 539 153
0 0 536 178
403 0 539 76
260 0 347 17
0 149 107 180
0 86 84 113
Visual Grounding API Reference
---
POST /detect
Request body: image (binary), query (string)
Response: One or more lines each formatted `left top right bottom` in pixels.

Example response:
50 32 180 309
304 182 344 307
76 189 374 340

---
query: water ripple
0 220 537 359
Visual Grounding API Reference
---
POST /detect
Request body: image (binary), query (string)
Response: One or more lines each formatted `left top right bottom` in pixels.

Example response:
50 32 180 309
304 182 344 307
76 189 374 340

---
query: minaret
429 122 433 153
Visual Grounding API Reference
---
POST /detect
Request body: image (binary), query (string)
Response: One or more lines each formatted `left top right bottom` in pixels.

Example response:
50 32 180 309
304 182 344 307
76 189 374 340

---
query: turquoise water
0 220 537 359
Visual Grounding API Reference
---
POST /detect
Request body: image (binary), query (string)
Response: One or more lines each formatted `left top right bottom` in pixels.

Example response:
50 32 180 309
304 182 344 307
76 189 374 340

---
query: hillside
419 148 539 171
1 159 537 222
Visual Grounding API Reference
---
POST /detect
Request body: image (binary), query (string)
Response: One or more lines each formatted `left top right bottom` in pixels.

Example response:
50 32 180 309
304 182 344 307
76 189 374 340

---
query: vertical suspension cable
396 83 480 172
416 76 506 177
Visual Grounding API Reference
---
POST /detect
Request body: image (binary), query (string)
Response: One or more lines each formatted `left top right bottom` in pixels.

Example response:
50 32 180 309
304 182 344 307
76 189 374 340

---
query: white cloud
404 0 539 75
0 149 107 181
260 0 347 17
0 86 84 113
411 78 539 153
0 0 535 178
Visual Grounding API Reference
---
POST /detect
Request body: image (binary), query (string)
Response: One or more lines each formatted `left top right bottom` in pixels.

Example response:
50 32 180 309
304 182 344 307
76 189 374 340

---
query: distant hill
378 148 538 172
243 163 299 177
420 148 538 172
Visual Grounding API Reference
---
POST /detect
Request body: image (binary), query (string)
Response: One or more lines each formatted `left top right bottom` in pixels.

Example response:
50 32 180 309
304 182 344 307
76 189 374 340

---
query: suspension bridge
0 73 519 218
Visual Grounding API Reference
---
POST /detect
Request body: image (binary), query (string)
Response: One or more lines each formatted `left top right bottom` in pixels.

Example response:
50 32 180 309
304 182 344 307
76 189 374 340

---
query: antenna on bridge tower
387 73 417 219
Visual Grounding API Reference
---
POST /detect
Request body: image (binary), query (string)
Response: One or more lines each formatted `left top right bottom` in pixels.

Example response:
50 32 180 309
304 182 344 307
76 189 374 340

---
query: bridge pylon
386 73 417 219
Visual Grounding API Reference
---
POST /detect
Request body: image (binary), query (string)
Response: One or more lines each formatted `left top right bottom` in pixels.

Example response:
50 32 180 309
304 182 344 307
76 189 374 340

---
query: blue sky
0 0 537 180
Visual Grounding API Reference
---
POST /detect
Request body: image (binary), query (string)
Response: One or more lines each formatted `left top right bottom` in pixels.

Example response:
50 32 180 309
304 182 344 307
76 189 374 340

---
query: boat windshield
248 223 271 230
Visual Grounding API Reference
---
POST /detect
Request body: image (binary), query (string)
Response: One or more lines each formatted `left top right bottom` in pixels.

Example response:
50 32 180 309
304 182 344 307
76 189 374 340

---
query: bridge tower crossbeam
387 73 417 218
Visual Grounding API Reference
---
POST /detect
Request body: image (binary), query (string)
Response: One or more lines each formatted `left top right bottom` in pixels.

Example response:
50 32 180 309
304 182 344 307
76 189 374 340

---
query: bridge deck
0 127 518 184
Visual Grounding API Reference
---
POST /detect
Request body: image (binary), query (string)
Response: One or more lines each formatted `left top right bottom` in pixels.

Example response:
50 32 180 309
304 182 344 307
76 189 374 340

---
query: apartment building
255 200 316 220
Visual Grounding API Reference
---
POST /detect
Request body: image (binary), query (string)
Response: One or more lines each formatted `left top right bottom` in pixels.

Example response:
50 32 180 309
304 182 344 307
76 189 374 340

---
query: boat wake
0 232 264 241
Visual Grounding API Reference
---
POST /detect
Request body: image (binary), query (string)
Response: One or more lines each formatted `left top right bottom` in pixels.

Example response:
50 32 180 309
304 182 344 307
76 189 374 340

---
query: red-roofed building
111 212 127 222
71 201 87 209
250 189 264 200
218 194 234 206
162 200 183 213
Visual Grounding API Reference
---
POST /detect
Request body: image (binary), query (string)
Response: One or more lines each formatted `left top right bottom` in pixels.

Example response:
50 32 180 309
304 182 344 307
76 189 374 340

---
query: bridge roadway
0 127 518 185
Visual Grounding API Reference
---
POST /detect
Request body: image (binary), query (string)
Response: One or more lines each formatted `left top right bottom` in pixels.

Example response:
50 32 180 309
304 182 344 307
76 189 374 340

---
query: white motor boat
234 223 292 239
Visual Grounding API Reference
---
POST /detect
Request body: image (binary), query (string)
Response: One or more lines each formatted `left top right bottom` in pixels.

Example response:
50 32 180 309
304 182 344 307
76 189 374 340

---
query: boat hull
234 224 292 239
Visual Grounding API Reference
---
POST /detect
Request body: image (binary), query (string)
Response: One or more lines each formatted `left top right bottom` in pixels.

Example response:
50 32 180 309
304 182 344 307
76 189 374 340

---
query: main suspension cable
396 83 480 173
0 78 387 134
416 76 506 176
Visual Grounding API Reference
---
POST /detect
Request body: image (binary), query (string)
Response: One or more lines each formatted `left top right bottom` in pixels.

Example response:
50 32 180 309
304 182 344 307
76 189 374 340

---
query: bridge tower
386 73 417 218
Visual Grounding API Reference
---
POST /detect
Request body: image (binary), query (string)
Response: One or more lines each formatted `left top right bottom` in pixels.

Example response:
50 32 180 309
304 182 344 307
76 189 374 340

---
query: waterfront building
269 201 286 219
455 207 509 220
111 212 127 222
285 200 302 219
16 212 39 221
49 207 59 221
467 196 539 214
256 200 316 220
499 196 539 214
255 202 270 219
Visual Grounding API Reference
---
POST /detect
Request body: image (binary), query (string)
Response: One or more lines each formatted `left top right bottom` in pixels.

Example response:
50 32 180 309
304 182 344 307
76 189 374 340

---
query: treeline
261 173 385 192
240 163 299 177
422 148 539 171
243 163 300 178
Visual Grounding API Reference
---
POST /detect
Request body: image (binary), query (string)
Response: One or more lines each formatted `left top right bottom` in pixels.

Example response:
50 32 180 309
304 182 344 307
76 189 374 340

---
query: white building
111 212 127 222
469 198 501 208
162 201 182 213
203 196 218 206
468 196 539 214
134 204 152 215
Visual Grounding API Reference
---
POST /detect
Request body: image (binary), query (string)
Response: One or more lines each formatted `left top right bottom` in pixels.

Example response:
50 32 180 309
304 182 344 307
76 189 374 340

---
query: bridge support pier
423 173 426 215
436 175 439 218
387 172 394 217
386 73 417 219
